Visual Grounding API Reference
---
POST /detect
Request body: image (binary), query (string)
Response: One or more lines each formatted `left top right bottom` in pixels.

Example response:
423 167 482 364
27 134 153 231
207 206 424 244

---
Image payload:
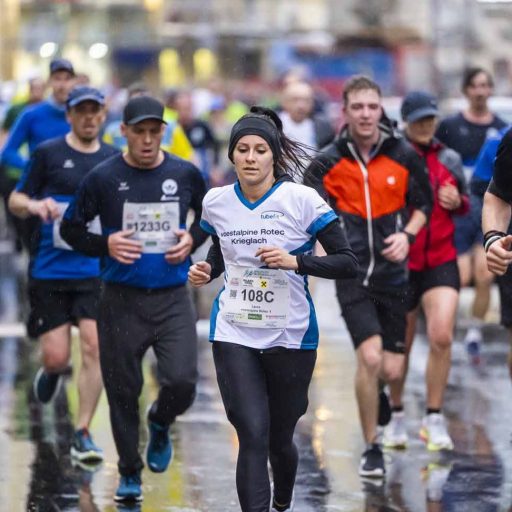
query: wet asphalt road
0 251 512 511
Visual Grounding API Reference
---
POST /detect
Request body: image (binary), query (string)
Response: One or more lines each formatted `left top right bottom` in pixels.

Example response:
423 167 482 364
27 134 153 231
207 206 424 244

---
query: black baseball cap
66 86 105 109
49 58 75 76
123 96 167 125
401 91 439 123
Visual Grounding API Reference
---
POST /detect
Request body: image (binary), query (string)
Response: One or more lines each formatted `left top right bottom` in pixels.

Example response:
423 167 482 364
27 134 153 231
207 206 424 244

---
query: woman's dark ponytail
249 106 316 181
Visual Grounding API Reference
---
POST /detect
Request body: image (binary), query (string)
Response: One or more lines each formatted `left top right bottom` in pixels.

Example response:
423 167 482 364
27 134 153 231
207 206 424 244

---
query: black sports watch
402 230 416 245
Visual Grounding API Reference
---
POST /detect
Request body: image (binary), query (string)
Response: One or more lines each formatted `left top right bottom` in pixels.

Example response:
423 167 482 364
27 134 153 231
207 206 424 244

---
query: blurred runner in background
436 68 507 363
8 86 118 464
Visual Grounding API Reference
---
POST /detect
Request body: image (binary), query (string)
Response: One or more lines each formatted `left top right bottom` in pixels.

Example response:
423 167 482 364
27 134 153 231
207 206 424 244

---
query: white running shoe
383 411 409 449
419 413 454 451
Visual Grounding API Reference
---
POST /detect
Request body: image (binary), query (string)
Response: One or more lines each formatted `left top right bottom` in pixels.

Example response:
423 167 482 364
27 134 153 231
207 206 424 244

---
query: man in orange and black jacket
304 75 432 479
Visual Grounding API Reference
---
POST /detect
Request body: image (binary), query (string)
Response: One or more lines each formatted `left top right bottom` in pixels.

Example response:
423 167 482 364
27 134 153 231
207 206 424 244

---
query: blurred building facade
1 0 512 97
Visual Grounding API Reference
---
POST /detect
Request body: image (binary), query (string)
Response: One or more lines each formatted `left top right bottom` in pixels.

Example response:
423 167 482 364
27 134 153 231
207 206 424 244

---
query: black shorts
498 267 512 328
27 278 101 338
407 260 460 311
335 279 407 354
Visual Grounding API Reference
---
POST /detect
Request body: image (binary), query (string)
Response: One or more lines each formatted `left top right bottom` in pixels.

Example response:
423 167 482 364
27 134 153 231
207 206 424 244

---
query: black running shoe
359 444 385 478
378 390 391 427
33 368 61 404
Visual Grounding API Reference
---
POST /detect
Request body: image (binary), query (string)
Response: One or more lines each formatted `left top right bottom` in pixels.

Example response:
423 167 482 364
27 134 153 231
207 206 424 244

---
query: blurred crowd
0 65 349 194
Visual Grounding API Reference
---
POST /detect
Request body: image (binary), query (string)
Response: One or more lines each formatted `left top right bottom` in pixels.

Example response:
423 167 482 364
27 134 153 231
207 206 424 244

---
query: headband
228 114 281 163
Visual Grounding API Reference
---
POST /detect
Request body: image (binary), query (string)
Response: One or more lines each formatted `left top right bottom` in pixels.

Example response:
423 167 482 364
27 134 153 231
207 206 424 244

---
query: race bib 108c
222 265 289 328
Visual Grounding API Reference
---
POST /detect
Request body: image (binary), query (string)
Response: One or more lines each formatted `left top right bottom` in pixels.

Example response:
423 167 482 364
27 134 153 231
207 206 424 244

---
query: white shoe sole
420 427 453 451
70 445 104 462
114 493 144 503
359 468 385 478
383 438 408 450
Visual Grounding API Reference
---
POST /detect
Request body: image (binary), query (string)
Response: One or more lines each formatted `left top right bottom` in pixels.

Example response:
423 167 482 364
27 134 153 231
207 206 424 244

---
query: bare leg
422 287 458 409
76 319 103 429
40 323 72 372
472 246 494 320
457 253 472 289
388 309 418 407
355 335 383 444
381 351 405 395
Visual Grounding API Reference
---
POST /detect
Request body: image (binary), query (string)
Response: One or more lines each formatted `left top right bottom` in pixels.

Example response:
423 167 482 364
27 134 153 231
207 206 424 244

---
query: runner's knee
159 382 196 416
42 348 69 372
430 330 452 352
381 356 404 383
358 345 382 375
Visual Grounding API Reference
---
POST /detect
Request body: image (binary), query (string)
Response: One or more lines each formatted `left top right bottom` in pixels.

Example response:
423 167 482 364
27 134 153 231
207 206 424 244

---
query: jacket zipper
348 142 374 287
396 212 403 232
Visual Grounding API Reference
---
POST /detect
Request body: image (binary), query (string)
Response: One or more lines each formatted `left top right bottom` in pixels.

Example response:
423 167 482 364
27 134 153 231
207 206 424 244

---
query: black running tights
212 341 316 512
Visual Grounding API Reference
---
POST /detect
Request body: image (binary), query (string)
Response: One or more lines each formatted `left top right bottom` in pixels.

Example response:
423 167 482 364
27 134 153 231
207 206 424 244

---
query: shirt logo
118 181 130 191
63 159 75 168
487 127 499 138
260 210 284 220
161 179 178 200
387 176 396 186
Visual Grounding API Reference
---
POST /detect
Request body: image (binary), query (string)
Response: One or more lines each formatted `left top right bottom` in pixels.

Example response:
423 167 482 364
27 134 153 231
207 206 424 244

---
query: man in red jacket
384 91 468 452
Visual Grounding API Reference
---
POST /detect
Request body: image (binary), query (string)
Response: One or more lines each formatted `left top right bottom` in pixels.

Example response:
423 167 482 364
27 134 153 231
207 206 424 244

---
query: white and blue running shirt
200 179 338 350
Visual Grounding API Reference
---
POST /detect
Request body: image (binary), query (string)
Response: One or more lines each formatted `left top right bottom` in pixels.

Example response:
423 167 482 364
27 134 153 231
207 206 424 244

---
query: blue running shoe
146 416 172 473
114 473 143 502
33 367 61 403
466 341 481 364
70 428 104 462
464 328 482 365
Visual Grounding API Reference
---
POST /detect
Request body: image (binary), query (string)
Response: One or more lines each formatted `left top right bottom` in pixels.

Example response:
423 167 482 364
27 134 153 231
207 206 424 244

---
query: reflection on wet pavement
0 262 511 510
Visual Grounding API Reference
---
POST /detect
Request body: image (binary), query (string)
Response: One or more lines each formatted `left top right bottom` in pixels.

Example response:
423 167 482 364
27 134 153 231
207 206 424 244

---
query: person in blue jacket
474 126 512 371
8 86 118 464
60 95 208 503
1 58 76 171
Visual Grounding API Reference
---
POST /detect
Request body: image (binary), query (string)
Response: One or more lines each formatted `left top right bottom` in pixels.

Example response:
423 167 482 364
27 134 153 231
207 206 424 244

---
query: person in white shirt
279 81 334 155
189 106 357 512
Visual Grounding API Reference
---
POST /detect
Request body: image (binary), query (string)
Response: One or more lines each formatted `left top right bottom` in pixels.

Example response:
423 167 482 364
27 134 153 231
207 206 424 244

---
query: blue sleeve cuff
306 210 337 236
200 219 216 235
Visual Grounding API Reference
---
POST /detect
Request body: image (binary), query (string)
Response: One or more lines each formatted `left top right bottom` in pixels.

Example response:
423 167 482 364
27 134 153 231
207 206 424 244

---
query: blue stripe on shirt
306 211 337 236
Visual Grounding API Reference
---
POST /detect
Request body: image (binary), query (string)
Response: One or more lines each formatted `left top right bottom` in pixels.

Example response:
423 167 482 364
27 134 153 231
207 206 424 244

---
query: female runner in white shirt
189 106 357 512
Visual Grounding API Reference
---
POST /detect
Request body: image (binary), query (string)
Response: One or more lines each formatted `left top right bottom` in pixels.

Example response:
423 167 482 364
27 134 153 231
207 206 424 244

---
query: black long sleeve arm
190 214 210 253
60 218 110 258
205 235 225 280
296 220 358 279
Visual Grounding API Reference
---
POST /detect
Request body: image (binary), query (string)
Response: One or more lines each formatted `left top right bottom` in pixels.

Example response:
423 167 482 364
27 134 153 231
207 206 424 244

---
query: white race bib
222 266 289 329
53 202 101 251
122 201 179 254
